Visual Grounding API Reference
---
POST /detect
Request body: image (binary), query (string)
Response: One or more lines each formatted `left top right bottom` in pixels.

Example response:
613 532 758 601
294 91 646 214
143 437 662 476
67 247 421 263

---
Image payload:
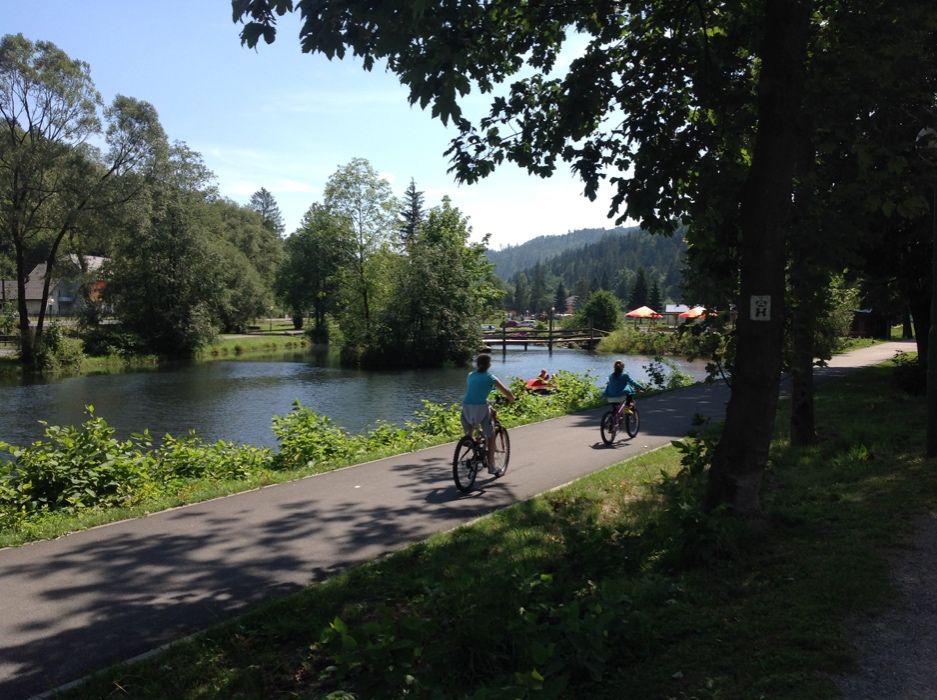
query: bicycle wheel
453 436 478 492
624 407 640 438
491 426 510 477
600 410 618 445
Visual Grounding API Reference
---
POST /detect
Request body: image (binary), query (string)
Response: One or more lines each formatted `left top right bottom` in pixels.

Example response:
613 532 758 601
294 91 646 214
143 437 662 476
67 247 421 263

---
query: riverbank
56 355 934 699
0 331 311 380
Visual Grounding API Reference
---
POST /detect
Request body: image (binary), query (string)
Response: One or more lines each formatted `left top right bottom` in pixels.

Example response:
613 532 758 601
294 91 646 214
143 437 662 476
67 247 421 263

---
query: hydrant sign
750 295 771 321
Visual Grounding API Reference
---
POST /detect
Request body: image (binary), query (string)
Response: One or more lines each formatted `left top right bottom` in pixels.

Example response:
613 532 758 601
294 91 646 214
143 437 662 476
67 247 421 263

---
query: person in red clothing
525 369 555 394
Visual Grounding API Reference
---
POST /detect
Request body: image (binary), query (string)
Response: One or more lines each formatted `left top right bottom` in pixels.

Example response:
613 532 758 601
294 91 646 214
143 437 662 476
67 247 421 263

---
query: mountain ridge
486 226 642 280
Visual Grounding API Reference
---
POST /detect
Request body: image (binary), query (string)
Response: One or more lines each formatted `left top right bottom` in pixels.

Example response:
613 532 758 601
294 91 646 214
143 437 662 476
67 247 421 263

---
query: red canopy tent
625 305 663 319
678 305 716 319
678 305 706 319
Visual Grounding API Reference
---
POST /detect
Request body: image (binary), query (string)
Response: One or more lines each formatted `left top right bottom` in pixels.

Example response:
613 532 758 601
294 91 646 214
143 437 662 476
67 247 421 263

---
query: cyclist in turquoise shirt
602 360 643 409
462 353 515 474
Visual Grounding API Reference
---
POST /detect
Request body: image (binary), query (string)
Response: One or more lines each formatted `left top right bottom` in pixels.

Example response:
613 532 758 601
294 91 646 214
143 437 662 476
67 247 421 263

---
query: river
0 348 709 448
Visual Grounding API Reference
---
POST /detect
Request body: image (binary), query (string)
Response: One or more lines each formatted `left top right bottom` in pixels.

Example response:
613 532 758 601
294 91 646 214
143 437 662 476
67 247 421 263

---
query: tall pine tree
397 178 426 247
249 187 285 236
628 267 649 310
648 278 662 312
553 281 567 313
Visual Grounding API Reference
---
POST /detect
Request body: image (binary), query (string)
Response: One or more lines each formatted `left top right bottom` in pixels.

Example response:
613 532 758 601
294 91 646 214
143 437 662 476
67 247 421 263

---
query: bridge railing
481 325 609 349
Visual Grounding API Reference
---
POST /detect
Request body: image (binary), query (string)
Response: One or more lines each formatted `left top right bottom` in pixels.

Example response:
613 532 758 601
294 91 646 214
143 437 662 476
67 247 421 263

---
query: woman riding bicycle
602 360 643 409
462 353 515 475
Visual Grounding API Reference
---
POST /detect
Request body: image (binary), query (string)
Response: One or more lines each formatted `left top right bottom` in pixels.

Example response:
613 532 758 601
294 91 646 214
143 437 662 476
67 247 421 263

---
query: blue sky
6 1 624 248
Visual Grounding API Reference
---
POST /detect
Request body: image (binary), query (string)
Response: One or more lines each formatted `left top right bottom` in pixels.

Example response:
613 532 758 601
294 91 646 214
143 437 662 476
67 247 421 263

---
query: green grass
835 336 879 352
58 360 935 699
198 333 309 358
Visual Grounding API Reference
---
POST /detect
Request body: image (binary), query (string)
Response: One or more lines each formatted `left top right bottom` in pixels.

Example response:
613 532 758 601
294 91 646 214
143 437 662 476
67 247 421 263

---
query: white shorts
461 404 493 437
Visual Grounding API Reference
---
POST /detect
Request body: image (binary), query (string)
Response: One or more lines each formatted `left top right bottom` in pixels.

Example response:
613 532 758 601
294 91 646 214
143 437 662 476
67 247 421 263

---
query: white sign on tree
750 295 771 322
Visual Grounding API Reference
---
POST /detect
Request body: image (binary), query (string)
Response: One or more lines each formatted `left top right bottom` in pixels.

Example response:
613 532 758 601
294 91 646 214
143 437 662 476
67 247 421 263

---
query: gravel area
833 511 937 699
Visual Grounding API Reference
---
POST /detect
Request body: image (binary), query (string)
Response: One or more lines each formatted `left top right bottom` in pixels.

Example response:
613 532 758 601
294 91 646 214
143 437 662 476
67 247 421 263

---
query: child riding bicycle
602 360 644 409
461 353 515 474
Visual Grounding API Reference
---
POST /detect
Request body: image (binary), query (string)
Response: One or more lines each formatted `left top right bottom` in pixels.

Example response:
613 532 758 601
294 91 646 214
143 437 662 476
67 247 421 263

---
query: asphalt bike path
0 342 912 698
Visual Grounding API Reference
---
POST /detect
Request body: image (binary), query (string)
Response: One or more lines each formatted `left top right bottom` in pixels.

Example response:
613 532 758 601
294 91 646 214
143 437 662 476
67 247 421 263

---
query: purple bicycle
600 398 640 445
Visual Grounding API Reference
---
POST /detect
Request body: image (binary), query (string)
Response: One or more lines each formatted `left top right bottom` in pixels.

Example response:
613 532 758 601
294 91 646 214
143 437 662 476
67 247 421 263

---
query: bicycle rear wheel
453 436 478 492
491 426 510 477
600 410 618 445
625 407 640 438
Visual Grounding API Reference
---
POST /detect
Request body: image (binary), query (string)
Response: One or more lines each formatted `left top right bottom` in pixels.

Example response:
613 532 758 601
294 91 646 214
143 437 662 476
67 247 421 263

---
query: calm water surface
0 348 708 448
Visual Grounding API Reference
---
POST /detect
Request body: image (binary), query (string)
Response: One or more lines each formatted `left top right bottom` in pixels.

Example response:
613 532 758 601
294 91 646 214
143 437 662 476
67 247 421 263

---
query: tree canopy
0 33 166 365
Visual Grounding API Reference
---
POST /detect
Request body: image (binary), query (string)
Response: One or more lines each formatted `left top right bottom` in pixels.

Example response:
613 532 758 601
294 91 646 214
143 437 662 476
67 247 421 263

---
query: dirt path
834 510 937 699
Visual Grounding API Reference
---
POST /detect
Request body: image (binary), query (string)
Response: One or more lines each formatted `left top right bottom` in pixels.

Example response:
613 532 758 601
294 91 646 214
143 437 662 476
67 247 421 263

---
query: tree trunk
705 0 812 513
14 241 33 365
790 290 818 446
903 309 914 339
911 295 929 362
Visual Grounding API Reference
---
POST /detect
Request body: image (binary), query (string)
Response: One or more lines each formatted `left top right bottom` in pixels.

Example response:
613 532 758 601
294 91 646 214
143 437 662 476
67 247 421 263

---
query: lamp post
549 306 555 353
916 124 937 457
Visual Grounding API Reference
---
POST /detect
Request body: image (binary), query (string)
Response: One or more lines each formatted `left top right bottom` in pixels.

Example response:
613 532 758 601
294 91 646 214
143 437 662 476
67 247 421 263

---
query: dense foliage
0 33 165 366
275 164 499 368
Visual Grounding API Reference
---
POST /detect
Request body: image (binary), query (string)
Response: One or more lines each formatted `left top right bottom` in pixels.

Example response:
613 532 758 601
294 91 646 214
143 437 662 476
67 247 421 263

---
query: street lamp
915 124 937 457
549 306 555 353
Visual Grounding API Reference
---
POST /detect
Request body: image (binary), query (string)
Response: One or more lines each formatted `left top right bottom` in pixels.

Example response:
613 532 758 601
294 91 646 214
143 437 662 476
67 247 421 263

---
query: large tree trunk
789 282 819 446
705 0 813 513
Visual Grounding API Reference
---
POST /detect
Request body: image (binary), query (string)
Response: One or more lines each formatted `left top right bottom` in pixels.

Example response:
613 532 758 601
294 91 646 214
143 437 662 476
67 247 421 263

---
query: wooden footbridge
482 326 608 352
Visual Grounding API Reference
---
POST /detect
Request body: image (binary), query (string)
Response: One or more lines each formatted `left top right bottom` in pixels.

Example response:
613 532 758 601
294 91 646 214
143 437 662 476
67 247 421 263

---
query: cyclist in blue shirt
462 353 515 474
602 360 643 410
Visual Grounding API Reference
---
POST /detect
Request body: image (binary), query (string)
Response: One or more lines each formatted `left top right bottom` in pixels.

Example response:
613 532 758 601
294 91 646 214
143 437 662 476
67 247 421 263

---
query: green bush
152 433 270 485
642 356 694 390
0 407 151 515
272 402 362 471
34 322 85 371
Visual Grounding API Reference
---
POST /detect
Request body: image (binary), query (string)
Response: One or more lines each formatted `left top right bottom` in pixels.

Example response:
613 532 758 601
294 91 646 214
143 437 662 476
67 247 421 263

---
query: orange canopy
625 305 662 319
678 305 706 318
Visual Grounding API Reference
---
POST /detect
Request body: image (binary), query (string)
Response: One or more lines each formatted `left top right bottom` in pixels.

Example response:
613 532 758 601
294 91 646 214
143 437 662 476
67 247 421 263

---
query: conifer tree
648 278 662 312
397 178 425 247
249 187 285 236
628 268 649 310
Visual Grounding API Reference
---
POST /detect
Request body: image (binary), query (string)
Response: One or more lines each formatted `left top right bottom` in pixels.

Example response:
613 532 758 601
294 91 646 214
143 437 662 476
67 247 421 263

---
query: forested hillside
501 228 686 313
487 226 631 279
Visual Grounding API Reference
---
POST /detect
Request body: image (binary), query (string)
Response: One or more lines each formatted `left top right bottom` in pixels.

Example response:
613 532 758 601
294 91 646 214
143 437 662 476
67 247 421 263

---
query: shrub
272 402 362 471
0 407 151 515
642 356 693 390
151 433 270 485
892 351 924 396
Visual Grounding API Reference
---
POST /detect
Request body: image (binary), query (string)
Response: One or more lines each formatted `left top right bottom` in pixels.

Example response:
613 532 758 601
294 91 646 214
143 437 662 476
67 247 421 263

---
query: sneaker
487 464 497 475
493 467 505 477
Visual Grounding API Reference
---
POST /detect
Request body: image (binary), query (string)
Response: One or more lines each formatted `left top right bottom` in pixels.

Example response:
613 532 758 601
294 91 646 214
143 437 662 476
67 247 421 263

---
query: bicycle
452 398 511 492
600 396 640 445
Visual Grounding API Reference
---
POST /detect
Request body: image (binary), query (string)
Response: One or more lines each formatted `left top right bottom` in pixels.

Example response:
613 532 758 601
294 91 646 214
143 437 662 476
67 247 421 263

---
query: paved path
0 342 912 698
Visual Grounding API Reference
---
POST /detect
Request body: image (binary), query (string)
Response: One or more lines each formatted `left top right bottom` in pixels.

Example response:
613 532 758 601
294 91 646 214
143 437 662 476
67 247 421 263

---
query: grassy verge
198 333 310 358
59 359 934 699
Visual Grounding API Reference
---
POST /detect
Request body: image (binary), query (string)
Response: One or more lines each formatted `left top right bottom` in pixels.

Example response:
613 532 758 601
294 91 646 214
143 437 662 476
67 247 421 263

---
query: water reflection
0 348 708 448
